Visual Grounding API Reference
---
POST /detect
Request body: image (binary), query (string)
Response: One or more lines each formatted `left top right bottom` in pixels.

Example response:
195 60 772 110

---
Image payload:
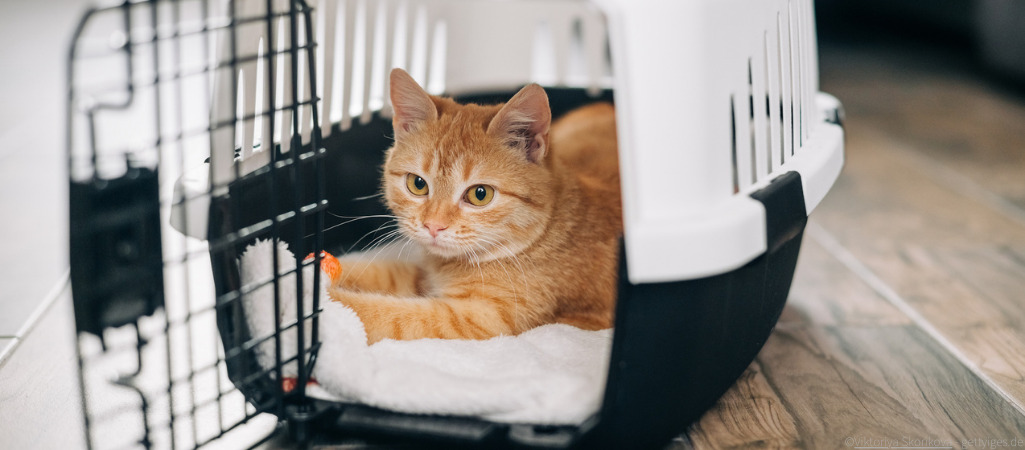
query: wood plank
679 323 1025 449
813 129 1025 250
929 246 1025 404
757 325 1025 449
810 123 1025 410
684 361 799 449
953 326 1025 406
932 247 1025 328
679 236 1025 448
820 40 1025 211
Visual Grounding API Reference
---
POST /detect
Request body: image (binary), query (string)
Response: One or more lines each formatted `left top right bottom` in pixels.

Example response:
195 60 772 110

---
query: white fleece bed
239 239 613 425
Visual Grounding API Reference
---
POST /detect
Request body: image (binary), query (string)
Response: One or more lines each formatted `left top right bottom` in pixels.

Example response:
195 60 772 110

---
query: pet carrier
67 0 844 448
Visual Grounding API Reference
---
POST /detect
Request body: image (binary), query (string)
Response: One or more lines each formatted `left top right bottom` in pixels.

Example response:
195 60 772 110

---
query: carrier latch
70 164 164 341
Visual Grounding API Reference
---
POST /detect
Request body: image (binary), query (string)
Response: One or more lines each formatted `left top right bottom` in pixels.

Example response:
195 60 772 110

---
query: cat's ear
487 84 551 163
390 68 438 138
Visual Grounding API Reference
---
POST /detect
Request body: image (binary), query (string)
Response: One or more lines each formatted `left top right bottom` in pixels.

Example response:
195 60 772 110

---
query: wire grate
68 0 325 448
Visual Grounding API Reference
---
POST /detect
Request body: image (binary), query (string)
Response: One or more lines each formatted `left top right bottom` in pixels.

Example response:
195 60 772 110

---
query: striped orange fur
327 68 622 344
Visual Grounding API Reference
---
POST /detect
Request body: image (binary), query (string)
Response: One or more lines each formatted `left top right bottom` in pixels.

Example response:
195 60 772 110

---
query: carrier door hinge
70 165 164 341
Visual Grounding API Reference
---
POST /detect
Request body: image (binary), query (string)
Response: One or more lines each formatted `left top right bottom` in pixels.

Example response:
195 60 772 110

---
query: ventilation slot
763 31 774 177
208 0 325 183
730 95 739 194
786 2 793 157
749 33 770 183
776 11 787 165
315 0 446 135
769 17 784 172
219 0 611 164
730 0 819 194
747 58 757 185
800 0 816 143
792 0 803 150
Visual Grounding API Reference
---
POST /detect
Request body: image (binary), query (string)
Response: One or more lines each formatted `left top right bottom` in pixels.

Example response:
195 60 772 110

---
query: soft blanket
239 239 612 424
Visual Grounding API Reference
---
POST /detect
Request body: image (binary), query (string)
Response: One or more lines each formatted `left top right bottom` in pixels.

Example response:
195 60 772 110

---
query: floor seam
806 222 1025 418
15 269 70 338
888 138 1025 229
0 270 70 371
0 337 20 367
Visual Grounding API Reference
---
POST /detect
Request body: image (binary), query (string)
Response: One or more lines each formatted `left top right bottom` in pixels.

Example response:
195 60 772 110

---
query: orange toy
281 377 319 393
304 250 342 283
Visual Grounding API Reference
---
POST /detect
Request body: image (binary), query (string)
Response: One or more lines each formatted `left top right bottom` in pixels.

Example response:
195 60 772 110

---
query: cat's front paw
305 251 342 283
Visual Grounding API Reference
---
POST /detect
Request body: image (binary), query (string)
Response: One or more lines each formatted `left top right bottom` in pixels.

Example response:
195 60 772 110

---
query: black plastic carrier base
207 88 807 449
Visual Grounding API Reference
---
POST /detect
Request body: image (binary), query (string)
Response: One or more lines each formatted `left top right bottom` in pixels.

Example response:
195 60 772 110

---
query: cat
320 68 622 345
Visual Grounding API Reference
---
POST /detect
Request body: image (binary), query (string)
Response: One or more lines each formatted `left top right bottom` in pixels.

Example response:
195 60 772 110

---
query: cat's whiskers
472 236 514 274
327 212 398 221
345 221 400 253
362 229 404 255
395 236 414 263
481 236 533 297
310 213 399 239
473 234 531 327
475 232 530 282
465 245 486 286
306 218 400 287
346 222 401 254
348 193 384 202
479 241 522 314
337 228 404 285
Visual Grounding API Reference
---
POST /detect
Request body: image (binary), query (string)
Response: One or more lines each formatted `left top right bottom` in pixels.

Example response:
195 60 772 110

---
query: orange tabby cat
323 68 622 344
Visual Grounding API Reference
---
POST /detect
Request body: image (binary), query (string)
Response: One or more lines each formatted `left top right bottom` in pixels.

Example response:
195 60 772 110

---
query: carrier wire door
68 0 326 448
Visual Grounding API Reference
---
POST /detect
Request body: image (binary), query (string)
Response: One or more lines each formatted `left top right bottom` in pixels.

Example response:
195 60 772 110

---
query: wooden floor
675 25 1025 449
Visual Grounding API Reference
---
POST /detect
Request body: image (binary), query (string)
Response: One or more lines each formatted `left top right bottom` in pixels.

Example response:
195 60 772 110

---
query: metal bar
287 0 309 401
304 0 326 394
268 6 287 419
137 1 180 448
225 0 252 432
165 0 204 445
198 0 226 434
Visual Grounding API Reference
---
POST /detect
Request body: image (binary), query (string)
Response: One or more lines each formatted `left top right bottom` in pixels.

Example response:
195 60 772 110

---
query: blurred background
818 0 1025 198
2 0 1025 448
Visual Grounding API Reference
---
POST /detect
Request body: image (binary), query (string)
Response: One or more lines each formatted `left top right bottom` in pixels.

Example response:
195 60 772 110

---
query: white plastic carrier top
172 0 844 284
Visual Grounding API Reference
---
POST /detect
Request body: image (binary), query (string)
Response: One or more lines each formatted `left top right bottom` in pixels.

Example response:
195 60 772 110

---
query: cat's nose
424 221 449 238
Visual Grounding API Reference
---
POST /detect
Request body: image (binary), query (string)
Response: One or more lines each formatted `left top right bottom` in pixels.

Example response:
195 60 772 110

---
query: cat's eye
406 174 429 196
465 185 495 206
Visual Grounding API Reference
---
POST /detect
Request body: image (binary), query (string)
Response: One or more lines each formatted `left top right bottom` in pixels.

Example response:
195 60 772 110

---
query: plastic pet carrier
67 0 844 448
